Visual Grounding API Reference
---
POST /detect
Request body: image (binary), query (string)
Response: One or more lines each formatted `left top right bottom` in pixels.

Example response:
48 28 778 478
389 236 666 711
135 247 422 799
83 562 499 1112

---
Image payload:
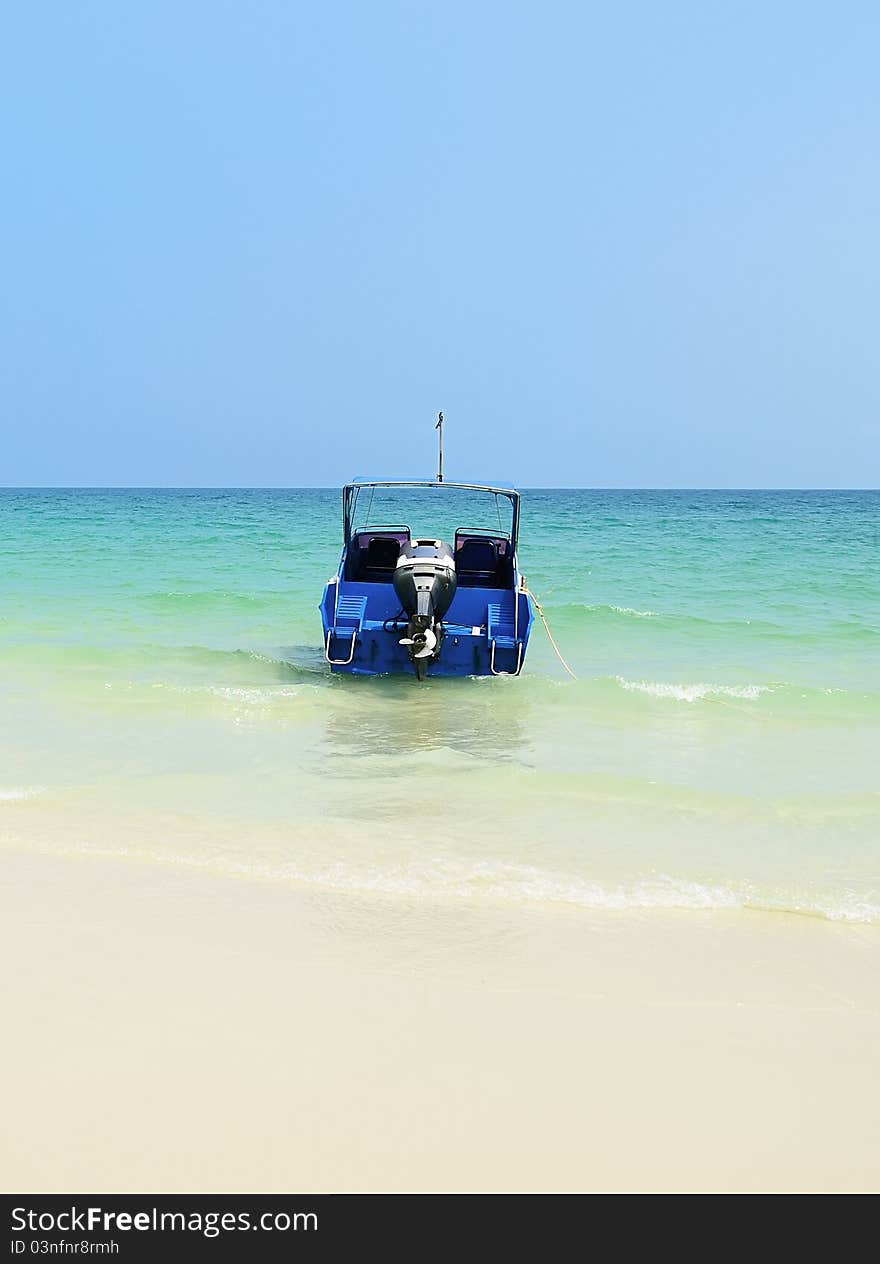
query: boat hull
319 578 533 678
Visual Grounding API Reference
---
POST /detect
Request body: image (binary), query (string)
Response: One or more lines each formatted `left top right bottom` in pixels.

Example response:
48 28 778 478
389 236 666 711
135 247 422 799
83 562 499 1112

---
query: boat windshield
345 484 516 548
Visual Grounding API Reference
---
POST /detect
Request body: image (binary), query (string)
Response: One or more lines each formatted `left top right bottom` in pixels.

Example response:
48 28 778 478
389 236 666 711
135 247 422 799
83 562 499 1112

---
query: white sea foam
0 787 42 802
304 867 880 924
608 605 660 618
568 602 660 618
50 840 880 925
108 682 305 704
201 685 303 703
460 866 744 911
614 677 770 703
784 895 880 924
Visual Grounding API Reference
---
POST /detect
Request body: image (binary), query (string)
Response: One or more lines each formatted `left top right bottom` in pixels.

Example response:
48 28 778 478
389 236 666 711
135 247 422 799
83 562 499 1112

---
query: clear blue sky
2 2 878 487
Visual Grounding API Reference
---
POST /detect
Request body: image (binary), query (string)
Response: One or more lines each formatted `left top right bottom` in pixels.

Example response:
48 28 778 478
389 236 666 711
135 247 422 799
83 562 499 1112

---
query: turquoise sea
1 488 877 922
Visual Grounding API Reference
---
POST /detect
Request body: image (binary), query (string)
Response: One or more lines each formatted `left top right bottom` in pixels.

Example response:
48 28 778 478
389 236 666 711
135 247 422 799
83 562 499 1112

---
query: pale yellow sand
1 847 878 1192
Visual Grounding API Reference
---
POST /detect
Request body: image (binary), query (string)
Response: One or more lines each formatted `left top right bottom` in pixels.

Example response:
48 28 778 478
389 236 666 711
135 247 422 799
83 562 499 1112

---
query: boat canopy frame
342 480 521 552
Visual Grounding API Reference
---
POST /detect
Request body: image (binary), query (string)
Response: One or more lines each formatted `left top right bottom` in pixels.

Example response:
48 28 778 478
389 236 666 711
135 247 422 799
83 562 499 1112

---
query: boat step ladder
325 593 367 665
487 595 524 676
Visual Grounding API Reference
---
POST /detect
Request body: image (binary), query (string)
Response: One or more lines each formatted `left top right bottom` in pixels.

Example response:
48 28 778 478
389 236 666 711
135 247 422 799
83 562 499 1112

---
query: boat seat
455 537 499 586
361 536 400 580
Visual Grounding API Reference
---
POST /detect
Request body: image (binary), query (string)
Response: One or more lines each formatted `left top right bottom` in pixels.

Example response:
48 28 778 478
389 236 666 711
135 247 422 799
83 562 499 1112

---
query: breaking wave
614 678 770 703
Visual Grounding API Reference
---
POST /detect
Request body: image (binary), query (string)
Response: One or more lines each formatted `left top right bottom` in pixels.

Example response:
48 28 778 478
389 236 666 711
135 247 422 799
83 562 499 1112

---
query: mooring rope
522 586 578 680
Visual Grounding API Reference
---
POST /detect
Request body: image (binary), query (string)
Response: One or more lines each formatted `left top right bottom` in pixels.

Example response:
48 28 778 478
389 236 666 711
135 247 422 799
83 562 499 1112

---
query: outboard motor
393 540 457 679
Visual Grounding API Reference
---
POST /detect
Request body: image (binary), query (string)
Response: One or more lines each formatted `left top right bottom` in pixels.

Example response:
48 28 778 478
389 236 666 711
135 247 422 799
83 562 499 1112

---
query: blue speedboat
319 474 534 680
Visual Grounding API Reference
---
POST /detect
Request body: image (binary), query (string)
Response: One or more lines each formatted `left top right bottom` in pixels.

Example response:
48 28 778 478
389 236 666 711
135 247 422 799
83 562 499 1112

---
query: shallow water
1 487 877 921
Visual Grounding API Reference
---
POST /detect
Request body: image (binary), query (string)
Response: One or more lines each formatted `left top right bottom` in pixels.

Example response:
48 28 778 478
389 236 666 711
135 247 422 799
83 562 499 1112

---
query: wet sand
1 847 878 1192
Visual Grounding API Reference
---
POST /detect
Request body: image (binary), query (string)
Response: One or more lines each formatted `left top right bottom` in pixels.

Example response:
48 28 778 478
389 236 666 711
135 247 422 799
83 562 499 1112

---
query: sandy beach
2 845 877 1193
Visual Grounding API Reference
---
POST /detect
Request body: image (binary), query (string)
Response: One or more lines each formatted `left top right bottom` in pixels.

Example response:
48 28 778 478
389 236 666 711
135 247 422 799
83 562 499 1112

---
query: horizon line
1 485 878 494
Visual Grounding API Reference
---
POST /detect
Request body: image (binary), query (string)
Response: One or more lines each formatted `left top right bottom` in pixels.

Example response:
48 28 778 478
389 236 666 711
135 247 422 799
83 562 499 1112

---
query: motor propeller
399 626 437 658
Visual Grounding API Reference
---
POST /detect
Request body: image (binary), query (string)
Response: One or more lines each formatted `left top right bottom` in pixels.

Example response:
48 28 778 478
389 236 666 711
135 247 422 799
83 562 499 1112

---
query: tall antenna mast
435 411 444 482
